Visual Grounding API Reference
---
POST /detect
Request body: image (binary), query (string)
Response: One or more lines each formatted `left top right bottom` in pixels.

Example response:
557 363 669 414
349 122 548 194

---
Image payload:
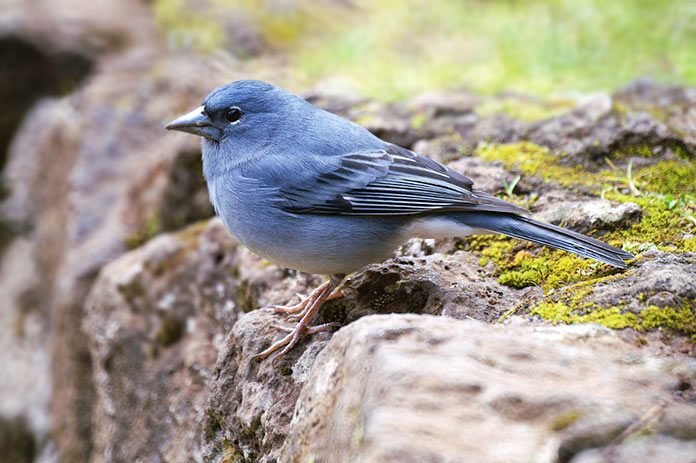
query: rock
406 90 481 117
0 0 155 54
84 218 327 463
84 220 242 463
574 251 696 317
0 238 51 462
199 248 543 461
534 199 642 234
346 100 449 149
280 314 696 463
569 436 696 463
323 251 539 326
0 34 93 180
527 106 694 166
200 308 331 463
0 51 230 462
0 415 36 463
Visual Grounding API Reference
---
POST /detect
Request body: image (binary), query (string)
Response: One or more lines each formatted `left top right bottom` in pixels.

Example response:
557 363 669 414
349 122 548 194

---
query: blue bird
166 80 633 360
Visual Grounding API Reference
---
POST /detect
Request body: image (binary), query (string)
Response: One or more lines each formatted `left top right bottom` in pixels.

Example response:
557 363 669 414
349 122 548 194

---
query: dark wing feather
279 144 528 216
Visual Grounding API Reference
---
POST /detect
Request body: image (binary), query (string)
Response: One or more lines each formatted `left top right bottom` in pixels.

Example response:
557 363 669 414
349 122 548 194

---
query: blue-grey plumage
166 80 634 359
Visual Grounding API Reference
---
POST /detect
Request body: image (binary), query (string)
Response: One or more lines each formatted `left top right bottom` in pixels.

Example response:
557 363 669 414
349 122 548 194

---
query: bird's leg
270 280 345 316
286 285 344 322
269 280 331 314
251 274 345 361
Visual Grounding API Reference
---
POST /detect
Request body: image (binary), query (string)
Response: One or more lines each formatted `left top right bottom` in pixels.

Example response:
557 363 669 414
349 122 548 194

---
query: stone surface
84 218 322 463
534 198 642 234
0 50 227 462
527 105 695 166
548 251 696 322
569 436 696 463
323 251 543 326
84 220 240 463
280 314 696 463
198 242 543 462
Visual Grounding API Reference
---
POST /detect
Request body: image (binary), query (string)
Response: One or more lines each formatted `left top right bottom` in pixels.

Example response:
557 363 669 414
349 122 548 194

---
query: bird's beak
166 106 221 141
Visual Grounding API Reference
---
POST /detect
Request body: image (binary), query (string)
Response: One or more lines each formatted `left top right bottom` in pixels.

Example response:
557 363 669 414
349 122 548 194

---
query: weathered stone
569 436 696 463
534 199 642 234
0 50 230 462
84 220 242 463
83 218 328 463
527 107 694 166
280 314 696 463
0 34 93 182
322 251 537 326
576 251 696 315
199 247 541 462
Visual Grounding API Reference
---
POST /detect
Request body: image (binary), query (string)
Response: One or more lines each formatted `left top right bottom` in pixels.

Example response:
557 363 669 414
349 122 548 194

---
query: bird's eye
225 107 242 123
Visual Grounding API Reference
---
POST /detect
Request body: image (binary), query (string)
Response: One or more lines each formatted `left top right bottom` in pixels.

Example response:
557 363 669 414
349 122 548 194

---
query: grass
156 0 696 100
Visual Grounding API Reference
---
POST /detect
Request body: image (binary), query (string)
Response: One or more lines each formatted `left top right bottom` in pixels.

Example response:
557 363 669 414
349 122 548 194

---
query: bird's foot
269 280 332 314
251 278 343 361
286 286 344 322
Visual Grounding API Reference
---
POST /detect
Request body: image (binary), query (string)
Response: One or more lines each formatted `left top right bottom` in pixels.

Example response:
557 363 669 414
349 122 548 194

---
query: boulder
281 314 696 463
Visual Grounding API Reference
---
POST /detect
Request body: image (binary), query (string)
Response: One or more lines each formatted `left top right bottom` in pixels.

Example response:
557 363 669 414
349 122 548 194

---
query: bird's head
166 80 308 148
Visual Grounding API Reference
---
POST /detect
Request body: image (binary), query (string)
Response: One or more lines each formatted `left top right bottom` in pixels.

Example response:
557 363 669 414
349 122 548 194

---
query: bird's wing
278 144 529 216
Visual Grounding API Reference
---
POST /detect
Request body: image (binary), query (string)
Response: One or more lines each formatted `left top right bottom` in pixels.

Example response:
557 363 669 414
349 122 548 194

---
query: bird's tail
455 212 634 268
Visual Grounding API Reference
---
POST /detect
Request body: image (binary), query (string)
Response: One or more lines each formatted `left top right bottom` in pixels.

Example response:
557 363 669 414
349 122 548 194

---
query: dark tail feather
457 212 634 268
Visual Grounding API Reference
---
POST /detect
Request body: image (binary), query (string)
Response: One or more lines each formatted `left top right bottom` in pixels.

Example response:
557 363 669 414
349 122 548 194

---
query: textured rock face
84 220 240 463
281 315 696 463
198 247 542 462
0 51 223 462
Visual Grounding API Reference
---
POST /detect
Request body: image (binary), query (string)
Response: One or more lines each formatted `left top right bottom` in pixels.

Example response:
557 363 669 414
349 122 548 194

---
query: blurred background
156 0 696 99
1 1 695 463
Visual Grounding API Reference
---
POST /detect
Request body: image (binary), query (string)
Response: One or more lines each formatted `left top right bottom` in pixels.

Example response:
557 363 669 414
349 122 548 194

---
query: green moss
682 237 696 252
531 301 695 334
235 280 258 313
532 302 639 329
464 136 694 337
475 142 608 189
640 305 696 332
604 190 695 252
154 315 185 347
218 438 243 463
637 160 696 196
472 143 696 259
410 113 427 130
549 409 584 432
466 232 609 291
528 274 696 334
126 215 162 250
612 144 661 159
498 268 543 288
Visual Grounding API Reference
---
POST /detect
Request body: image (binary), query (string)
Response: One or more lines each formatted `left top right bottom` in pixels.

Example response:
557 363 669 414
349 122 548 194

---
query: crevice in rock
0 34 94 252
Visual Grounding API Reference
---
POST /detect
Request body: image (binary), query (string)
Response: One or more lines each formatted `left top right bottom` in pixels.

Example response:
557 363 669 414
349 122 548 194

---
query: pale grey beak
166 105 221 141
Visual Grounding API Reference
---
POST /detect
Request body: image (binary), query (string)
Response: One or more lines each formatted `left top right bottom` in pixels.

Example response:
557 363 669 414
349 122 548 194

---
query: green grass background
156 0 696 100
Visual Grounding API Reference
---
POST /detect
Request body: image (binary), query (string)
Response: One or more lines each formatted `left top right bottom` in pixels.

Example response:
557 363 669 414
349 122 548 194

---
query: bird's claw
269 294 309 314
251 279 343 362
268 280 331 315
250 321 342 361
